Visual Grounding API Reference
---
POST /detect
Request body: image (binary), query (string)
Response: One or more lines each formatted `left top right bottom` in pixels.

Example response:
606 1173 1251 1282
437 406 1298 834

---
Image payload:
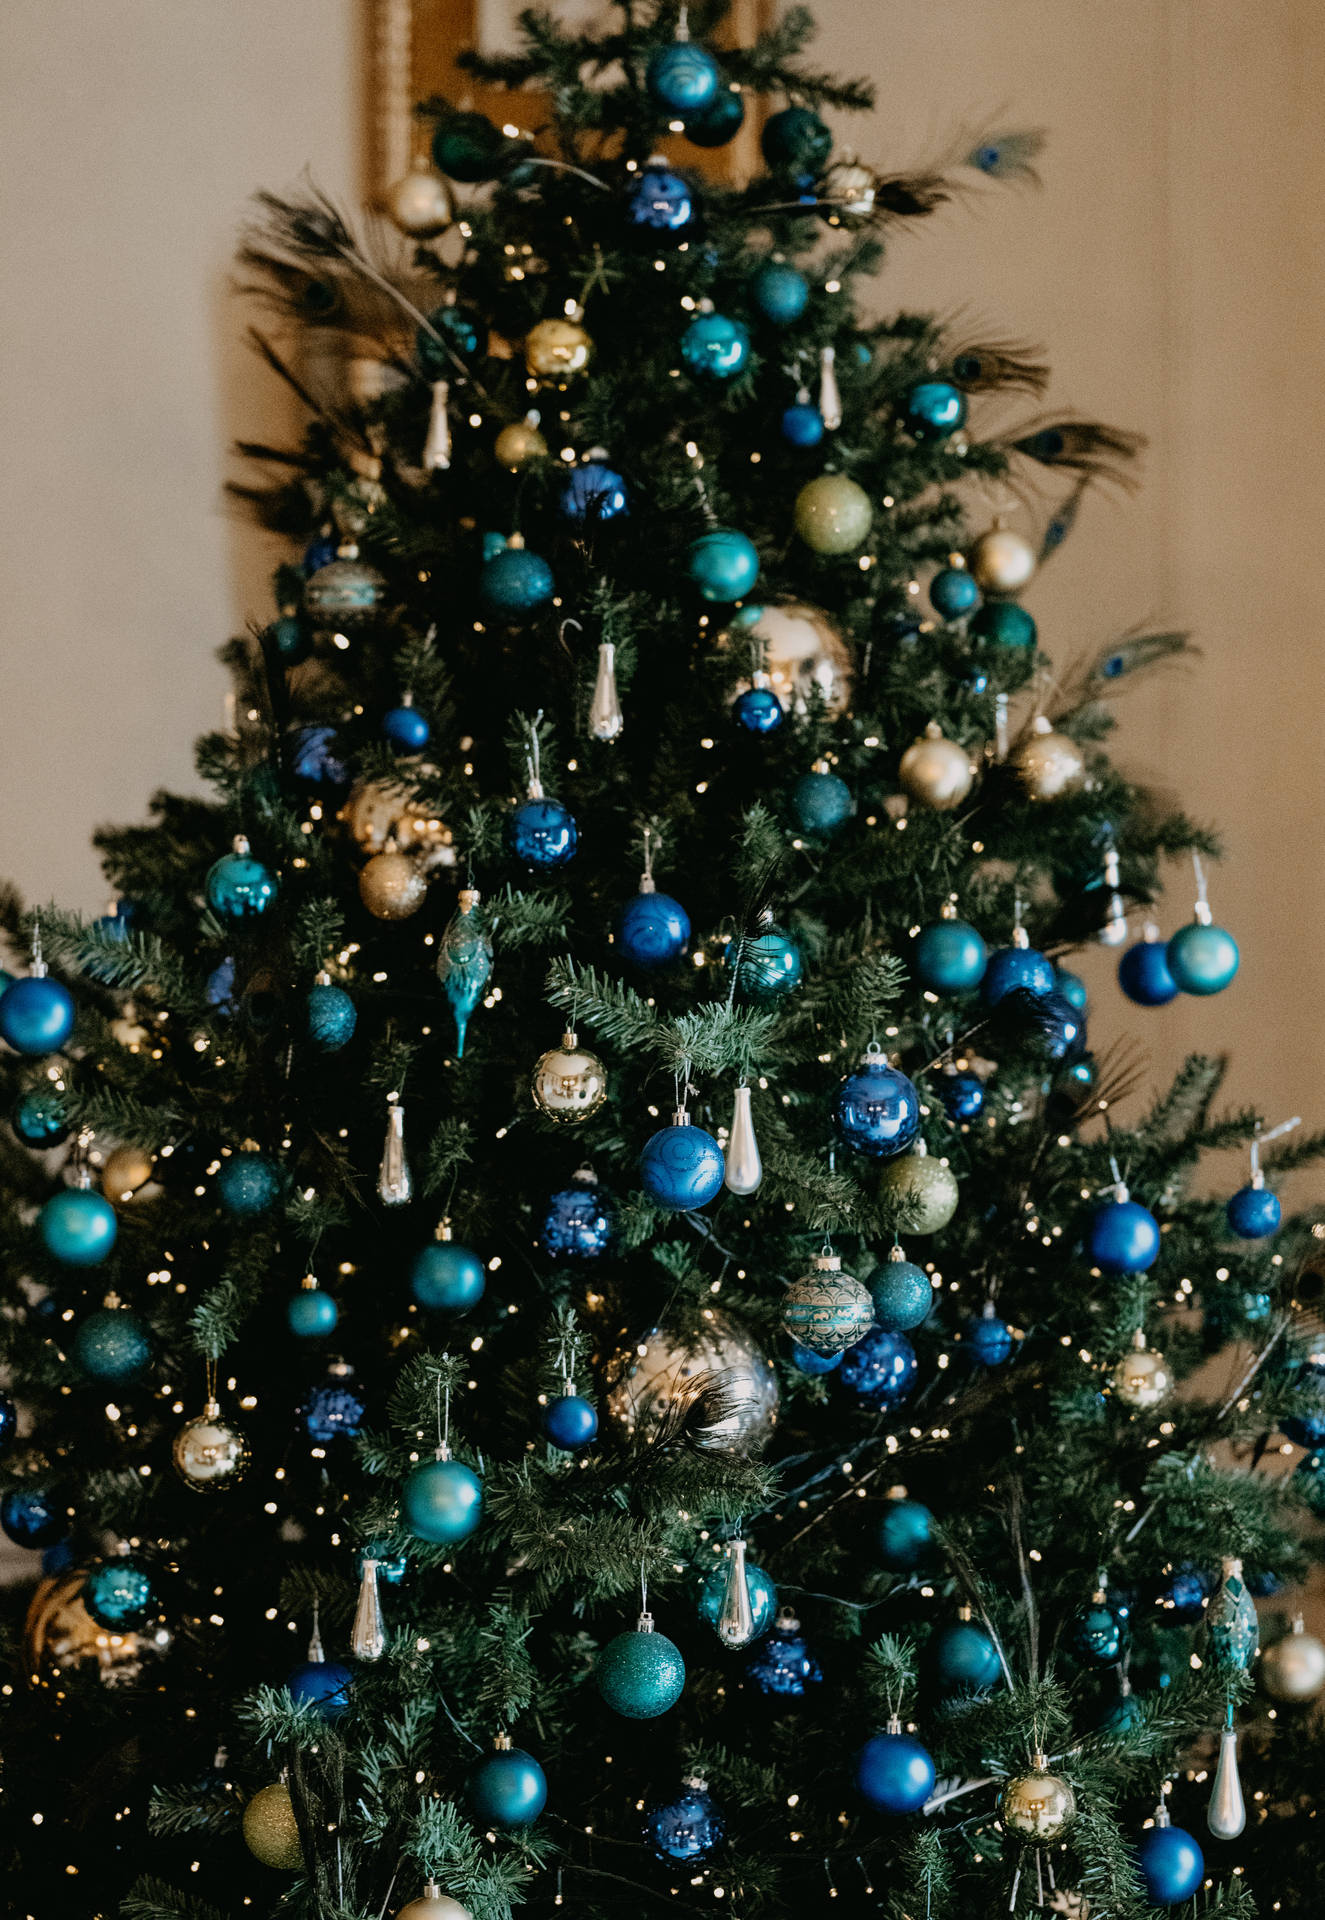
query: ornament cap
1292 1613 1306 1634
560 1027 578 1049
506 531 527 551
957 1602 974 1622
886 1712 904 1735
1031 1749 1048 1771
232 833 251 856
458 887 481 911
772 1605 801 1632
572 1163 600 1186
492 1730 513 1751
1131 1327 1148 1351
301 1274 320 1292
203 1396 221 1418
1154 1798 1172 1829
1221 1554 1243 1578
888 1243 907 1264
681 1771 709 1792
434 1218 454 1242
671 1108 692 1128
636 1609 656 1634
314 968 332 986
638 873 658 895
811 1253 842 1272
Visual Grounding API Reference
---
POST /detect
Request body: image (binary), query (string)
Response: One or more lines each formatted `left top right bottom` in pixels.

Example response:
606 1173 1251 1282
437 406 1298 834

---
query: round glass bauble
839 1328 918 1408
644 1782 725 1862
542 1393 598 1450
1113 1340 1172 1409
538 1171 616 1260
431 110 506 182
1069 1599 1127 1667
495 418 547 469
507 797 577 869
558 461 629 522
1262 1625 1325 1702
306 982 356 1051
682 86 745 146
680 312 749 380
912 918 987 993
286 1656 353 1720
834 1053 921 1159
523 318 592 380
303 557 385 623
383 705 431 752
39 1188 118 1266
403 1456 482 1545
85 1555 157 1632
904 380 966 441
625 165 694 235
878 1148 958 1234
617 890 691 967
727 922 802 1002
645 38 719 111
1226 1184 1280 1238
938 1071 985 1123
384 165 453 236
286 1283 338 1338
0 977 75 1056
791 769 852 835
206 850 278 920
1088 1198 1161 1273
968 527 1036 594
1137 1824 1204 1907
750 260 809 323
761 105 832 172
1013 724 1087 801
411 1240 486 1314
981 945 1055 1006
929 566 980 619
999 1767 1076 1842
1 1487 63 1548
867 1253 932 1332
876 1498 934 1572
732 685 784 733
897 729 972 810
301 1363 366 1443
745 1609 821 1695
359 849 428 919
789 1340 841 1375
929 1618 1002 1695
781 1258 874 1356
531 1032 608 1123
970 600 1037 650
243 1782 303 1870
172 1404 251 1490
966 1311 1014 1365
1165 921 1239 995
467 1745 547 1828
688 527 760 602
854 1730 936 1813
479 546 555 619
12 1087 68 1146
780 401 824 446
1118 938 1179 1006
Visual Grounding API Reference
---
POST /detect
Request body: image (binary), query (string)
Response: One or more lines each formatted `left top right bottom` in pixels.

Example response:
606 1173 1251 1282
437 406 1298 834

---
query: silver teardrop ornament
377 1100 413 1207
423 379 452 470
724 1084 763 1196
351 1557 386 1661
818 345 842 430
716 1537 757 1648
588 641 624 742
1207 1723 1246 1839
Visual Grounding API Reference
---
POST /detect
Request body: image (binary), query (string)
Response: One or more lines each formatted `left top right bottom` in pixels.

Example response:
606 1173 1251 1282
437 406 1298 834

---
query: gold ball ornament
397 1886 474 1920
879 1142 959 1235
899 723 974 811
604 1311 779 1454
359 848 428 920
531 1029 609 1125
495 417 548 470
999 1759 1077 1842
730 603 853 718
969 525 1037 594
24 1569 171 1689
524 317 593 380
340 778 456 871
1112 1331 1172 1411
172 1399 251 1492
101 1144 154 1201
243 1781 304 1871
384 166 455 238
1013 717 1086 801
1261 1618 1325 1703
793 473 874 554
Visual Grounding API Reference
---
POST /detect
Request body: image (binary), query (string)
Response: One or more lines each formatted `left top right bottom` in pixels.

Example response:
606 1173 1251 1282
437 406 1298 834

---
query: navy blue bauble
625 165 694 235
645 1783 725 1863
0 1391 16 1450
683 86 745 147
997 986 1085 1063
1069 1598 1127 1667
417 302 488 374
217 1150 281 1217
268 613 309 663
1227 1183 1281 1239
761 105 832 172
970 600 1037 650
780 401 825 446
290 725 348 786
0 1487 62 1548
383 704 431 752
1118 938 1179 1006
745 1610 822 1696
750 260 809 323
617 889 691 967
904 380 967 442
680 313 750 380
0 976 75 1056
792 769 851 835
404 1455 483 1544
39 1187 118 1266
287 1285 339 1337
74 1308 151 1383
929 1619 1001 1694
206 848 278 920
733 685 784 733
507 797 578 870
867 1254 932 1333
687 526 760 601
12 1087 68 1146
646 38 719 111
306 982 356 1052
938 1071 985 1123
468 1744 547 1828
412 1239 486 1313
1138 1822 1204 1907
302 1364 366 1443
913 918 987 993
966 1310 1013 1365
542 1393 598 1449
1088 1198 1161 1273
839 1328 918 1408
1153 1561 1212 1623
789 1340 842 1375
302 530 338 574
539 1170 617 1260
728 922 803 1002
480 546 554 619
640 1119 726 1211
834 1054 921 1159
855 1729 936 1813
876 1498 934 1572
929 566 980 619
1166 920 1239 996
1055 968 1088 1013
559 460 630 521
287 1658 353 1721
85 1556 157 1631
981 945 1054 1005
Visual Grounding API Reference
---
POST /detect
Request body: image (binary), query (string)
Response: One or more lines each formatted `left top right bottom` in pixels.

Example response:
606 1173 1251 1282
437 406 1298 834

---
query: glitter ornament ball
680 312 750 380
467 1739 547 1828
683 86 745 146
782 1254 874 1356
625 164 695 235
879 1145 959 1234
542 1393 598 1449
507 797 577 870
792 767 852 835
938 1070 985 1123
745 1606 821 1695
173 1402 251 1490
558 460 629 521
531 1030 608 1123
839 1327 918 1408
834 1050 921 1159
904 380 967 441
523 317 592 379
981 944 1055 1005
750 260 809 323
645 1781 726 1863
1118 936 1180 1006
287 1657 353 1720
384 164 454 237
929 565 980 619
1166 920 1239 995
876 1497 934 1572
780 399 824 446
0 976 74 1056
85 1555 157 1631
999 1765 1076 1841
12 1087 68 1146
597 1618 686 1718
969 526 1037 594
359 849 428 919
74 1307 150 1383
898 725 973 810
411 1237 486 1314
1137 1820 1204 1906
605 1312 779 1452
912 918 987 993
761 105 832 172
868 1249 932 1332
206 845 278 920
304 556 385 623
404 1455 482 1545
618 889 691 967
1262 1620 1325 1702
306 980 356 1051
794 473 872 553
1227 1183 1281 1238
646 37 719 111
1 1487 62 1548
728 919 803 1002
480 545 555 619
243 1782 303 1870
697 1555 776 1641
217 1150 281 1217
855 1726 936 1813
1113 1332 1172 1409
301 1361 366 1442
432 109 506 181
733 683 784 733
640 1114 726 1211
39 1187 118 1266
1088 1198 1161 1273
538 1168 617 1260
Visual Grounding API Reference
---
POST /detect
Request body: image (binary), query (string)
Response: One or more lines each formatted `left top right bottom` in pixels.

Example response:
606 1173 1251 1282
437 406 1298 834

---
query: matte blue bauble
74 1308 150 1382
617 890 691 967
85 1557 157 1630
559 461 629 520
855 1730 936 1812
539 1172 617 1260
697 1557 776 1639
792 769 852 835
206 957 236 1014
302 1365 366 1442
745 1612 822 1695
1 1487 62 1548
597 1625 686 1717
761 105 831 172
268 613 309 663
383 704 431 751
680 312 750 380
839 1328 918 1408
687 526 760 601
1070 1600 1127 1667
780 402 824 446
217 1151 281 1217
645 1783 725 1862
904 380 967 442
1138 1824 1204 1906
1088 1198 1161 1273
206 850 278 920
0 977 75 1056
416 301 488 375
1118 938 1179 1006
542 1393 598 1449
480 546 555 618
290 725 348 786
970 600 1037 649
683 86 745 146
938 1071 984 1123
981 945 1055 1005
929 1619 1001 1694
302 530 338 573
733 685 784 733
876 1498 935 1572
625 165 694 234
287 1286 339 1337
912 919 987 993
834 1056 921 1159
966 1311 1013 1365
867 1256 932 1332
728 923 802 1001
640 1120 725 1211
1055 968 1088 1013
929 566 980 619
403 1455 483 1544
0 1391 16 1449
411 1240 486 1314
39 1188 118 1266
306 982 356 1051
1227 1184 1280 1239
12 1087 68 1146
1153 1562 1212 1622
646 38 719 111
468 1745 548 1827
286 1658 353 1721
751 260 809 323
507 797 578 869
789 1339 842 1374
1166 921 1239 995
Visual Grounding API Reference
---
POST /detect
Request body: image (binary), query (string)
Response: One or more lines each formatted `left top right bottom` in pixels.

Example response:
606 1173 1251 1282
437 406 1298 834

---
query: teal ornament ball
403 1454 483 1545
1166 920 1239 995
929 566 980 619
39 1187 117 1266
416 302 488 376
206 848 278 920
267 613 309 663
287 1284 339 1337
640 1117 725 1211
74 1307 150 1383
646 38 719 112
687 528 760 602
1069 1598 1127 1668
683 85 745 147
0 976 75 1056
480 545 555 619
876 1497 934 1572
217 1151 281 1218
680 313 750 380
306 981 356 1051
750 260 809 324
970 600 1036 649
929 1617 1001 1695
596 1620 686 1719
12 1087 68 1147
411 1239 486 1314
904 380 967 442
868 1250 932 1332
761 105 832 173
728 921 802 1002
84 1555 157 1631
432 109 506 182
912 918 987 994
467 1743 548 1828
697 1557 777 1640
792 769 852 835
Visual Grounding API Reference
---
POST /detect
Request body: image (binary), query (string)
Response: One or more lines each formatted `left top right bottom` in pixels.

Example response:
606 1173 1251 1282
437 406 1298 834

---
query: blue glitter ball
1138 1823 1205 1907
403 1455 482 1544
74 1308 151 1383
507 797 578 870
468 1745 548 1828
966 1310 1014 1366
625 165 694 234
539 1171 617 1261
1055 968 1088 1013
688 526 760 601
970 600 1037 649
480 545 555 618
416 301 488 375
205 849 278 920
912 918 987 994
792 769 852 835
411 1239 486 1314
868 1254 932 1332
761 105 832 172
383 704 431 751
682 85 745 147
938 1071 985 1123
930 566 980 619
1227 1183 1281 1239
1088 1198 1161 1273
876 1498 935 1572
290 725 348 786
39 1187 118 1266
302 1365 366 1443
1153 1562 1213 1624
733 685 784 733
697 1557 776 1639
85 1556 157 1631
286 1658 354 1721
0 1391 16 1450
640 1119 725 1211
1166 920 1239 996
789 1339 842 1375
834 1054 921 1159
217 1150 281 1217
680 312 750 380
12 1087 68 1147
780 401 825 446
0 1487 63 1548
542 1393 598 1449
618 889 691 967
855 1729 936 1812
645 1783 726 1863
745 1611 822 1697
558 460 629 521
1118 938 1179 1006
597 1624 686 1717
287 1286 339 1337
981 945 1055 1006
646 37 719 111
840 1328 918 1408
0 976 75 1056
929 1618 1002 1695
904 380 967 442
751 260 809 323
306 982 357 1052
728 922 802 1002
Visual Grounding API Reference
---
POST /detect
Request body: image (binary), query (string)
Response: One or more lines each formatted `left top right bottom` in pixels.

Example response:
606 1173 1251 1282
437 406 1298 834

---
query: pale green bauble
794 474 873 554
879 1145 959 1235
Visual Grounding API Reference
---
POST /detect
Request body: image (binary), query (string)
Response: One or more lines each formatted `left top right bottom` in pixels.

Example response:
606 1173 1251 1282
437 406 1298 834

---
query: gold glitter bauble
495 419 548 470
1013 719 1086 801
730 603 853 717
384 166 455 238
999 1764 1077 1841
531 1029 609 1125
1262 1622 1325 1702
879 1144 959 1234
524 318 593 379
23 1570 171 1689
243 1782 304 1870
397 1887 474 1920
359 849 428 919
604 1311 779 1454
969 526 1037 594
340 778 455 871
1112 1335 1172 1410
793 473 873 554
172 1400 251 1492
899 724 974 810
101 1145 153 1201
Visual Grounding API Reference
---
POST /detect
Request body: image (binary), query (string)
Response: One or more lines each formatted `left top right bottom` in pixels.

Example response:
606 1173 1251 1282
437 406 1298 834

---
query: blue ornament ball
74 1308 150 1383
302 1364 366 1443
688 527 760 602
645 38 719 111
1280 1355 1325 1448
1088 1198 1161 1273
39 1187 118 1266
625 165 694 235
839 1328 918 1408
1069 1599 1127 1668
411 1239 486 1314
682 86 745 147
597 1625 686 1718
733 685 784 733
286 1659 353 1721
206 848 278 920
645 1783 725 1863
1153 1561 1212 1623
542 1393 598 1450
206 957 236 1015
479 546 555 618
792 769 852 835
780 401 825 446
981 945 1055 1006
507 797 577 870
306 982 356 1052
938 1071 984 1123
217 1150 281 1217
0 1391 16 1450
287 1286 339 1337
867 1254 932 1333
302 530 338 574
290 725 348 786
912 919 988 993
617 889 691 968
539 1171 617 1260
697 1557 776 1639
680 312 750 381
761 105 832 172
558 461 629 521
640 1119 726 1211
1166 921 1239 996
970 600 1037 649
834 1053 921 1159
12 1087 68 1146
855 1730 936 1813
745 1610 822 1696
929 566 980 619
382 704 431 751
905 380 967 442
85 1556 157 1631
789 1340 842 1375
929 1618 1001 1695
403 1455 483 1544
729 922 802 1002
1227 1183 1281 1239
750 261 809 323
0 976 75 1056
1 1487 63 1548
966 1310 1014 1366
1118 937 1179 1006
1055 968 1088 1013
876 1498 935 1572
468 1745 548 1828
1138 1823 1205 1907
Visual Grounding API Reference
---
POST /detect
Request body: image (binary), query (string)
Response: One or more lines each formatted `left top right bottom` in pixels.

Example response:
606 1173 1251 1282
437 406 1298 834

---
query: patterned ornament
436 888 493 1056
1206 1556 1258 1672
539 1166 617 1260
617 883 691 968
898 724 973 810
834 1047 921 1158
782 1253 874 1355
1113 1329 1171 1408
640 1111 726 1211
794 473 873 553
839 1327 918 1408
597 1612 686 1718
531 1029 608 1124
411 1226 486 1315
467 1734 547 1828
604 1312 779 1453
303 552 385 624
878 1143 958 1233
868 1246 932 1332
646 36 720 111
855 1719 937 1813
999 1760 1076 1842
644 1778 726 1863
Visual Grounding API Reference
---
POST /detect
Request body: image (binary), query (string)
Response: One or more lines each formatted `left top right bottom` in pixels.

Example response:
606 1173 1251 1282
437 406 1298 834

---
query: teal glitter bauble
791 769 852 835
403 1456 483 1544
696 1558 777 1639
305 982 356 1051
216 1151 282 1218
38 1188 118 1266
750 261 809 324
867 1254 932 1332
596 1623 686 1718
480 546 555 619
74 1308 151 1383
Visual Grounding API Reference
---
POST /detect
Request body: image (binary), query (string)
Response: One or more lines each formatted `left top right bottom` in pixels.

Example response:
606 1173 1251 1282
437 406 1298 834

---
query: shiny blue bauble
929 1619 1001 1695
728 923 802 1002
640 1121 725 1211
834 1056 921 1159
876 1498 934 1572
1069 1599 1127 1667
1055 968 1088 1014
480 546 555 619
981 945 1055 1006
1 1487 62 1548
1088 1198 1161 1273
290 725 348 786
904 380 967 442
287 1286 339 1337
217 1150 281 1217
929 567 980 619
306 982 356 1051
733 685 784 733
745 1613 822 1696
867 1256 932 1333
687 526 760 601
558 461 629 521
39 1188 118 1266
646 38 719 111
792 769 852 835
966 1311 1013 1366
912 919 988 994
302 1366 366 1443
85 1556 157 1630
403 1455 482 1544
1227 1183 1281 1239
761 105 832 172
74 1308 151 1383
468 1745 547 1828
0 977 75 1056
854 1729 936 1813
597 1626 686 1717
507 797 578 870
789 1340 842 1375
938 1072 985 1123
750 260 809 324
697 1557 776 1639
206 850 278 920
383 704 431 751
839 1328 918 1408
542 1393 598 1450
617 890 691 968
1166 921 1239 996
0 1391 16 1450
539 1174 617 1260
970 600 1037 649
286 1658 353 1721
12 1087 68 1146
1118 938 1179 1006
1153 1562 1212 1623
682 86 746 147
411 1240 486 1314
625 165 694 235
417 302 488 374
645 1783 725 1862
1137 1824 1204 1907
680 312 750 380
780 401 824 446
268 613 309 663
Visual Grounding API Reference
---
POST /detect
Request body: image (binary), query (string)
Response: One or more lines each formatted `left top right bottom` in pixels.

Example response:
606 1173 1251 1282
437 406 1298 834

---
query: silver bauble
604 1312 779 1453
384 167 455 238
397 1886 473 1920
1013 717 1086 800
172 1399 251 1492
531 1029 609 1125
899 724 974 811
969 526 1037 594
999 1761 1077 1841
1262 1618 1325 1702
1112 1330 1172 1410
728 602 853 717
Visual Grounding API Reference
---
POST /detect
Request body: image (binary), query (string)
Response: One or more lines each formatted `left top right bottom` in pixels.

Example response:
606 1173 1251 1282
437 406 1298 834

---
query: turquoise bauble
267 613 309 663
970 600 1036 649
432 110 506 182
596 1623 686 1718
411 1240 486 1314
697 1558 777 1639
929 566 980 619
467 1744 548 1828
217 1151 282 1217
39 1188 117 1266
761 106 832 173
904 380 967 441
403 1456 483 1544
680 313 750 380
791 769 852 835
305 982 356 1051
479 546 555 618
750 261 809 324
640 1119 725 1211
646 39 719 112
687 528 760 602
728 923 802 1002
876 1498 935 1572
74 1307 151 1383
912 919 987 993
1068 1599 1127 1668
1166 920 1239 995
0 977 75 1056
867 1252 932 1332
206 850 278 920
12 1087 68 1146
85 1555 157 1630
287 1286 339 1337
929 1618 1001 1695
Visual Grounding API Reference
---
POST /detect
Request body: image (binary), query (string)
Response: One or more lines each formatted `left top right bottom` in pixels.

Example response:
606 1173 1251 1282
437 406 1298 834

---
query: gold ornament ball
879 1145 959 1235
243 1782 304 1871
331 477 388 539
359 849 428 920
172 1402 251 1492
731 602 853 718
1112 1338 1172 1411
531 1030 609 1125
1013 721 1086 801
999 1765 1077 1842
341 778 455 871
24 1569 170 1688
793 473 874 554
397 1887 474 1920
495 419 548 470
969 526 1037 594
524 318 593 380
603 1311 779 1454
1262 1624 1325 1702
384 166 455 238
899 725 974 811
102 1145 154 1201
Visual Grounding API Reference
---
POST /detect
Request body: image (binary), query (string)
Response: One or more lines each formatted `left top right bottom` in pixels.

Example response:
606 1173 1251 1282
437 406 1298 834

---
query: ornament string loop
1250 1114 1300 1184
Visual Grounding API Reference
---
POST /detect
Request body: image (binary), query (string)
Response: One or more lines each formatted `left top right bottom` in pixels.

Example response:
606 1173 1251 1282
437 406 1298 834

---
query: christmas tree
3 5 1325 1916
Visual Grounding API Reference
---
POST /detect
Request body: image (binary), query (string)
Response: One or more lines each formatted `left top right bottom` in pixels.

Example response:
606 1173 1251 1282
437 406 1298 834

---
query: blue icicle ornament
436 887 492 1058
